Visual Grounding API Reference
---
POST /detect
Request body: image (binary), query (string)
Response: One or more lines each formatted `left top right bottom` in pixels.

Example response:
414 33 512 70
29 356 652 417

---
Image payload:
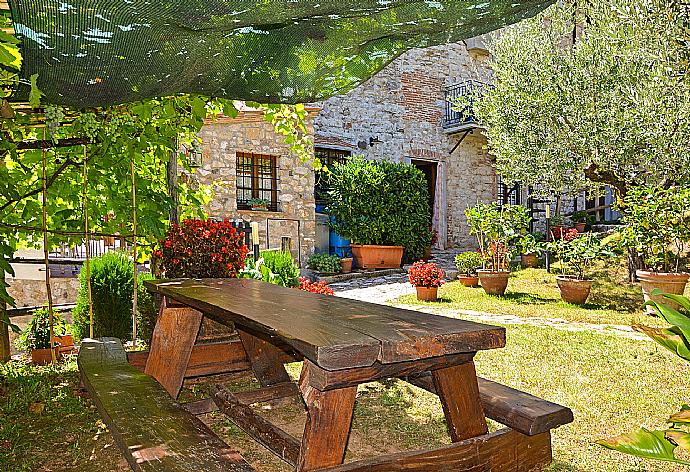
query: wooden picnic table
132 277 571 471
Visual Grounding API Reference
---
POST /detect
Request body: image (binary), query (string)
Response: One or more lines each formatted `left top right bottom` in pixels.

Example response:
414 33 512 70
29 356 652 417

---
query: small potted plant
340 257 353 273
517 233 545 268
308 253 342 275
408 261 445 301
618 187 690 311
15 308 71 364
549 230 615 305
249 197 269 211
454 251 484 287
465 202 531 295
549 214 567 240
571 210 593 233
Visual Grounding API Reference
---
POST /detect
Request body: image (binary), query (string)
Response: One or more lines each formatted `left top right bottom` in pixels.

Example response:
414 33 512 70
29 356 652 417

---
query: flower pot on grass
340 257 353 274
477 270 510 295
351 244 404 270
408 261 444 302
457 275 480 287
31 347 58 365
520 253 539 268
557 275 593 305
637 270 689 312
454 251 484 288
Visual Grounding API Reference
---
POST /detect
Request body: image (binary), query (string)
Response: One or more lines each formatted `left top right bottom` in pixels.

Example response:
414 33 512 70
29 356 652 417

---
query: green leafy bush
259 251 300 287
326 156 432 261
136 272 158 346
72 252 156 342
15 309 70 351
308 253 342 274
454 251 485 276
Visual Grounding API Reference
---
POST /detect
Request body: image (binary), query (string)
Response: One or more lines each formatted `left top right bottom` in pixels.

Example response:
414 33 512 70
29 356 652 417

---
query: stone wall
8 278 80 308
314 40 497 250
195 109 318 266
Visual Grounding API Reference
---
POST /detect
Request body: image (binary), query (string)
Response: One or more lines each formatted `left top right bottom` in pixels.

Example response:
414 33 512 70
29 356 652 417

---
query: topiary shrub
72 252 156 343
326 156 432 262
154 219 249 278
259 250 300 287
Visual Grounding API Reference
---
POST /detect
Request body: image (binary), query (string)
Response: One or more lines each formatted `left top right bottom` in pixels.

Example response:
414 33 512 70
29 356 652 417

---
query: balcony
443 80 487 134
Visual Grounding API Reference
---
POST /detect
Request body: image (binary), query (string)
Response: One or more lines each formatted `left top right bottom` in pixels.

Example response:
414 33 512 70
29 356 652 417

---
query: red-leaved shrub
408 261 445 288
155 219 249 278
298 277 335 295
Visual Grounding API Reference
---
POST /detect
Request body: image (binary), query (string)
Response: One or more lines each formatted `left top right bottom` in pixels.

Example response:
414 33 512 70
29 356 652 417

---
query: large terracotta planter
31 347 58 365
458 275 480 287
416 286 439 302
556 275 593 305
478 270 509 296
520 253 539 269
551 225 567 240
340 258 353 274
351 244 404 269
637 270 690 312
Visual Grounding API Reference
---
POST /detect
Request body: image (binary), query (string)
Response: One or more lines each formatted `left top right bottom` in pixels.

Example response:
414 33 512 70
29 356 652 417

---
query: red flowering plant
154 219 249 278
298 277 335 295
408 261 445 288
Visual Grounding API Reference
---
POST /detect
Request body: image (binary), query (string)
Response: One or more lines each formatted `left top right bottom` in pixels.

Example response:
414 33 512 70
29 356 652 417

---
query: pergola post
1 301 9 362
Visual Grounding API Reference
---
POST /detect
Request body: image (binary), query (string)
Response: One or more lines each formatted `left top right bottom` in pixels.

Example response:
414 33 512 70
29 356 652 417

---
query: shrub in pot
618 186 690 311
261 250 300 287
571 210 594 233
465 202 530 295
549 214 567 239
16 308 71 364
326 156 432 268
73 252 158 344
517 233 545 268
454 251 484 287
549 230 615 305
408 261 444 301
308 253 342 275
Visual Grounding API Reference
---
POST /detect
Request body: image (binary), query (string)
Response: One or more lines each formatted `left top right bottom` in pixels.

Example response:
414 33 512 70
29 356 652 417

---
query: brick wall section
315 41 496 249
194 110 318 266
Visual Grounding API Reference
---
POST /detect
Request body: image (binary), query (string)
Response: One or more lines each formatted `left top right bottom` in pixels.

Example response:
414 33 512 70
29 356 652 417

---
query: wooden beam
16 137 94 150
313 428 552 472
238 328 292 387
211 385 301 466
406 372 573 437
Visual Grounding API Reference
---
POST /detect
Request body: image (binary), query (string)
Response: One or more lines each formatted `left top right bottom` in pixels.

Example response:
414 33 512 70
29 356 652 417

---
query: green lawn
395 260 669 326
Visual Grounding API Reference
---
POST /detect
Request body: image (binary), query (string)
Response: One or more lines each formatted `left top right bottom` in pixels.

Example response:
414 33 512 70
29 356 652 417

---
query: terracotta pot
477 270 509 296
637 270 690 312
457 275 479 287
340 258 353 274
416 286 439 302
556 275 593 305
53 335 76 356
520 253 539 269
351 244 404 269
551 225 566 239
31 347 58 365
574 222 587 233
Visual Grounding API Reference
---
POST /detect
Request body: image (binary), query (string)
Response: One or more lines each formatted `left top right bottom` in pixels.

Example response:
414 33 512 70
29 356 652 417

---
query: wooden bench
78 337 255 472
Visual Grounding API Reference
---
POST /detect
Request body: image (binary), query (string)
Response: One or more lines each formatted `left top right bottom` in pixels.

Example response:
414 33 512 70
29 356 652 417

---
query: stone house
194 38 502 264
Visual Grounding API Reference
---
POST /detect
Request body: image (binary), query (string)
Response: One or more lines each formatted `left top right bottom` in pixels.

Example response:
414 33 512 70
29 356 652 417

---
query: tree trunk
166 151 179 225
1 301 9 363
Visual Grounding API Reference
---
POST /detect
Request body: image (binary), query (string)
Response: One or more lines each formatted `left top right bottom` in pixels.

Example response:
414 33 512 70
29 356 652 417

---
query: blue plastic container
329 231 352 258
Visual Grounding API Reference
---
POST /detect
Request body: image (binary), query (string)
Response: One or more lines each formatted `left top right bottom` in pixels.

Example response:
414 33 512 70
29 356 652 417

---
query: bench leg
297 360 357 472
432 361 488 442
238 328 291 387
145 298 204 398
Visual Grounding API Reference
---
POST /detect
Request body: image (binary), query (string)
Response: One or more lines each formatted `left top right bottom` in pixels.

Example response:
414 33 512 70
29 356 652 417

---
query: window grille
497 175 521 206
315 147 351 208
236 152 279 211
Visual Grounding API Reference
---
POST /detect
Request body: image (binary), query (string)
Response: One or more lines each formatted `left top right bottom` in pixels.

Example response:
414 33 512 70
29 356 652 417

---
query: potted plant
517 232 545 268
549 214 567 240
571 210 594 233
454 251 484 287
16 308 71 364
408 261 444 301
327 157 432 269
465 202 531 295
308 253 342 275
340 257 353 273
249 197 269 211
619 187 690 311
549 230 615 305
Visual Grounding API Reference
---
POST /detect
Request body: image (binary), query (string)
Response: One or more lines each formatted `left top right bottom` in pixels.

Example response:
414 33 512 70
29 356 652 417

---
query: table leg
297 360 357 472
145 297 203 398
238 328 291 387
432 361 488 442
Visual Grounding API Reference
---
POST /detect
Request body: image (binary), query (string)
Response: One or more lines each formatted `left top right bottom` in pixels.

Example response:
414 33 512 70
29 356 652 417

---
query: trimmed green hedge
326 156 432 261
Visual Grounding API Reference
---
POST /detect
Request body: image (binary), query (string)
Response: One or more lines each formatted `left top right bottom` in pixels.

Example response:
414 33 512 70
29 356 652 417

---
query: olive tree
472 0 690 199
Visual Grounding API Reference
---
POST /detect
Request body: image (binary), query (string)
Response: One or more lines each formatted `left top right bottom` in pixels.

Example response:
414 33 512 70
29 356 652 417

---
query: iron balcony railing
443 80 488 129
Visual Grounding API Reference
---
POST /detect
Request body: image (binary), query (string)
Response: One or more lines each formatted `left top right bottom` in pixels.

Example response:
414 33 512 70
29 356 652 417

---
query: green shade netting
9 0 553 107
